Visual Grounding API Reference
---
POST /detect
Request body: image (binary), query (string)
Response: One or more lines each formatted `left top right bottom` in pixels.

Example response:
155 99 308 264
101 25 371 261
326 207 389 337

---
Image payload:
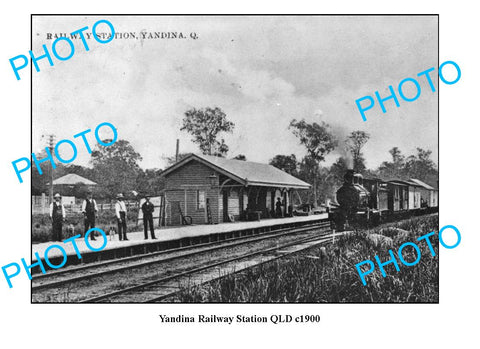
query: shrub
174 214 439 303
32 208 141 243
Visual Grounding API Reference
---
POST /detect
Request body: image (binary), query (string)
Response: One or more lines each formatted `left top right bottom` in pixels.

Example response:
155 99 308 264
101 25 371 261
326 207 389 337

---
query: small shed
47 173 97 196
161 154 311 225
49 173 97 187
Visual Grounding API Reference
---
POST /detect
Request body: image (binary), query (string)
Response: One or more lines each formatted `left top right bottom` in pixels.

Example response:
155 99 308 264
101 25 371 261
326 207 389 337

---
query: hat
54 193 61 198
117 193 124 199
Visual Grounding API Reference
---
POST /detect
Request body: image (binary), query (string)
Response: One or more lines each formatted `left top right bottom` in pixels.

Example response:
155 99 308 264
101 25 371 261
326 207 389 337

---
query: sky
32 15 438 171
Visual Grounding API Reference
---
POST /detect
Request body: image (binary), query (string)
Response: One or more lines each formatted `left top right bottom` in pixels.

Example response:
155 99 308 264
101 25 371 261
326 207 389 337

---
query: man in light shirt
49 193 66 241
115 193 128 241
82 190 98 241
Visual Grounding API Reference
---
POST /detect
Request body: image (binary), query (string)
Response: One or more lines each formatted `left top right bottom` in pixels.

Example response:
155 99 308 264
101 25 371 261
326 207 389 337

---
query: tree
90 139 143 198
390 147 405 166
297 155 316 183
181 107 235 156
165 152 192 166
269 154 298 176
330 157 350 186
296 155 340 204
376 147 438 186
232 154 247 161
306 156 349 204
70 182 91 199
289 119 337 206
404 148 438 184
136 168 165 196
345 131 370 173
54 164 94 180
31 152 94 196
31 150 53 195
378 147 406 179
296 155 318 203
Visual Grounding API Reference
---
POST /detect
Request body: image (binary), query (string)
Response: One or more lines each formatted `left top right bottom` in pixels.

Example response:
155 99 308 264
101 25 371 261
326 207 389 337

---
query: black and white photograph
30 15 440 303
3 2 480 348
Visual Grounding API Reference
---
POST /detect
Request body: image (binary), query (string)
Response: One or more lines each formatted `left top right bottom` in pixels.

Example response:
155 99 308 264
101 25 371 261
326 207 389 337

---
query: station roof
162 154 311 189
48 173 97 186
387 179 410 186
388 178 437 190
409 178 436 190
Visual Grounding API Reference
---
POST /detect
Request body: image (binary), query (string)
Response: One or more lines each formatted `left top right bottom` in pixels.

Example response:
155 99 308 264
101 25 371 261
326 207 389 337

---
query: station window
197 190 205 210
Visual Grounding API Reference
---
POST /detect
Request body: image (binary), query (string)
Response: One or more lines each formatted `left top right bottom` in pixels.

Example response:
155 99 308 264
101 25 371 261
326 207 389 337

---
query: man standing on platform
49 193 65 241
141 195 156 240
115 193 128 241
82 190 98 241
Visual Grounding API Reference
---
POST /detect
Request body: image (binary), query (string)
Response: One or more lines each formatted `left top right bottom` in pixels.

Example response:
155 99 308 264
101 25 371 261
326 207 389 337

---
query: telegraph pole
42 134 56 203
48 135 55 202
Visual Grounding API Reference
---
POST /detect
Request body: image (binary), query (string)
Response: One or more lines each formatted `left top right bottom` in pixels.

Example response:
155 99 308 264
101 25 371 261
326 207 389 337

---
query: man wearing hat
141 195 156 240
49 193 66 241
115 193 128 241
82 190 98 241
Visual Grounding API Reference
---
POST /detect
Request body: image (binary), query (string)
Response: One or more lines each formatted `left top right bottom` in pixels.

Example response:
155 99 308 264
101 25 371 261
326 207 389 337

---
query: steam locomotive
331 169 438 230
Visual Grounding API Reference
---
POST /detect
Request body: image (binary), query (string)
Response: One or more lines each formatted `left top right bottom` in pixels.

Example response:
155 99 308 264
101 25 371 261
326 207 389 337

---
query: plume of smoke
313 109 357 170
328 123 354 169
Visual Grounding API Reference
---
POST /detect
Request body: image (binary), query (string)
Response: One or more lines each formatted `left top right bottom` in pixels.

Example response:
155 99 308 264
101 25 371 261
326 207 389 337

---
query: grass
32 210 140 243
173 214 439 303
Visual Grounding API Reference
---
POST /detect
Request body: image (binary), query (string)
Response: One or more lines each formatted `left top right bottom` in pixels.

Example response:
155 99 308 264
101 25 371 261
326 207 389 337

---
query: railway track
81 231 341 303
32 219 331 300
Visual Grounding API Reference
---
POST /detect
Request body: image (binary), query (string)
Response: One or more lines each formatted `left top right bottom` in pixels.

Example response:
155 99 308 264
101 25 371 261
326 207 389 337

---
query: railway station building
161 154 311 226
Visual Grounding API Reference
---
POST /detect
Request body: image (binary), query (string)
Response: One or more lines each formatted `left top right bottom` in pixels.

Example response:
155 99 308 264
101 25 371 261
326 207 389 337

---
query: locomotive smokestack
175 139 179 162
344 169 354 184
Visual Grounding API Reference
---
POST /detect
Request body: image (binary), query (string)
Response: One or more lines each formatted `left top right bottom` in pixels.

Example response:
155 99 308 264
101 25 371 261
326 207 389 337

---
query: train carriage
389 179 423 214
387 181 409 212
363 177 389 213
333 170 438 229
409 178 439 211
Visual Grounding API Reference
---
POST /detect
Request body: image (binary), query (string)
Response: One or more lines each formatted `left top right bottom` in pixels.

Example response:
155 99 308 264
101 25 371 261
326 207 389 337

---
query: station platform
31 213 329 270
